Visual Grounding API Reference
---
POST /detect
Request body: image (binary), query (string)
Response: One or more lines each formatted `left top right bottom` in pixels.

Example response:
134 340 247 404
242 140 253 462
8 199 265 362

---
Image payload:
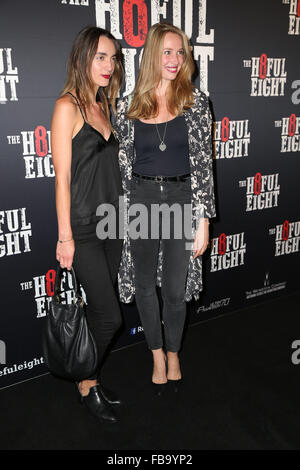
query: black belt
132 172 191 183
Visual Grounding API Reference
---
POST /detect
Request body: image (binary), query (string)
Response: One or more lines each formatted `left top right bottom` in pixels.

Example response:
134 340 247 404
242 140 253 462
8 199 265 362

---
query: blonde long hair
61 26 123 118
127 23 195 120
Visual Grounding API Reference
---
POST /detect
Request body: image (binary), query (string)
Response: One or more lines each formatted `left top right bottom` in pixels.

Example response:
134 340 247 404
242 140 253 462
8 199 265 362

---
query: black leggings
72 221 123 381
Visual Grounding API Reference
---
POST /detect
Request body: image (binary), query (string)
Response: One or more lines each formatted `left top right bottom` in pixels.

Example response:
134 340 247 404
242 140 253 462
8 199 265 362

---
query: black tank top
67 92 123 227
133 115 190 176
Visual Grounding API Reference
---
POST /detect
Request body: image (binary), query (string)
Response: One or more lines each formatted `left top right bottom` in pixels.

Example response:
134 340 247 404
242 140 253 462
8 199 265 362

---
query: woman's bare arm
51 97 77 270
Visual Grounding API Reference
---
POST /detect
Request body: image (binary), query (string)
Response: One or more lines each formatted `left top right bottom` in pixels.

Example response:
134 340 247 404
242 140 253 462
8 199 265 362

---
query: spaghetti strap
67 91 85 122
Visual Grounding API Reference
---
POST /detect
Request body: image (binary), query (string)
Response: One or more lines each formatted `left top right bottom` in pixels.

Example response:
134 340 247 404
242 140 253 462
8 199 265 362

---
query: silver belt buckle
155 176 164 183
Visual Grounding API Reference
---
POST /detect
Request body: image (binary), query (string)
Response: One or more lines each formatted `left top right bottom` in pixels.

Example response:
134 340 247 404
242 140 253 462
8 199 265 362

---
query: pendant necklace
154 114 168 152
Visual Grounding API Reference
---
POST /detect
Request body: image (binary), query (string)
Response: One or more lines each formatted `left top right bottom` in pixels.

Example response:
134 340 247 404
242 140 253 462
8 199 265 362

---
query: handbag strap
53 265 81 302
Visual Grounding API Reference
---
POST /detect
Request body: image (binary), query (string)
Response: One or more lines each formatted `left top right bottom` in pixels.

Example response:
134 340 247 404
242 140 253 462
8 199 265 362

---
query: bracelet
58 237 73 244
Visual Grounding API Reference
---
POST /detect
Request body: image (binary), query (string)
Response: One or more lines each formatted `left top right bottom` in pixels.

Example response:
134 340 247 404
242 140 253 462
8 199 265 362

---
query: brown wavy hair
127 22 195 120
61 26 123 118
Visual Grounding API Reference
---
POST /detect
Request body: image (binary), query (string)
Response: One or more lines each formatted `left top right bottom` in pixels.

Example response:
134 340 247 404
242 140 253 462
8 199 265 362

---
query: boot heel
82 385 118 423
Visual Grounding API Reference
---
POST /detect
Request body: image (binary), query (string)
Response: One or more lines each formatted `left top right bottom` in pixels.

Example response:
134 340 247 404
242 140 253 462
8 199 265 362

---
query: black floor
0 291 300 450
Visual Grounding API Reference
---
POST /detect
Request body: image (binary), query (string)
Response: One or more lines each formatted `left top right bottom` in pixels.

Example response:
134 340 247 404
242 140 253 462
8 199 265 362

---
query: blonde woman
51 27 124 422
116 22 216 395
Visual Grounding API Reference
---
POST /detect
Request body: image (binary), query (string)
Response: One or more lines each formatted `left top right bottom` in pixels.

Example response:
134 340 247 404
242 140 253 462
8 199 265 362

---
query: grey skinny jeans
130 175 192 352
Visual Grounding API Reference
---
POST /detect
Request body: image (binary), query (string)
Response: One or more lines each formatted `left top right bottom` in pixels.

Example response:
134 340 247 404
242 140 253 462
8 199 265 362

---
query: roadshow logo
245 272 287 300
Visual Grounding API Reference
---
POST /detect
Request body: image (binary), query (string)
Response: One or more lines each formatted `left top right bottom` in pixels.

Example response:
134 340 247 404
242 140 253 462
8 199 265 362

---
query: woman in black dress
51 27 123 422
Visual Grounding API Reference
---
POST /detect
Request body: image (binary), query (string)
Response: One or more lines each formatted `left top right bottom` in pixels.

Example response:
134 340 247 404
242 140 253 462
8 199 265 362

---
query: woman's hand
56 239 75 271
193 218 210 259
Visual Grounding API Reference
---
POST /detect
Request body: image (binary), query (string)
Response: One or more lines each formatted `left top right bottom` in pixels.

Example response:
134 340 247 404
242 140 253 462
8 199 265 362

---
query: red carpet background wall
0 0 299 388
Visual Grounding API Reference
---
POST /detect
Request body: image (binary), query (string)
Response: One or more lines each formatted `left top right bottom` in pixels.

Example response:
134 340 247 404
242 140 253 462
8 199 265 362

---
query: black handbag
42 265 98 381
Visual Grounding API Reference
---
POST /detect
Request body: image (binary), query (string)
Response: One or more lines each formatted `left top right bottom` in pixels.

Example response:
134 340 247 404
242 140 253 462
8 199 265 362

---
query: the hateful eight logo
21 126 54 178
0 48 18 103
239 172 280 211
283 0 300 35
274 114 300 153
269 220 300 256
0 208 32 257
96 0 215 95
210 232 246 272
214 118 250 159
20 269 87 318
243 54 287 96
7 126 54 179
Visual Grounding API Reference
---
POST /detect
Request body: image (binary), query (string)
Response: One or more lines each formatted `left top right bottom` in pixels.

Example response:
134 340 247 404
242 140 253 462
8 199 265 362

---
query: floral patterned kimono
114 88 216 303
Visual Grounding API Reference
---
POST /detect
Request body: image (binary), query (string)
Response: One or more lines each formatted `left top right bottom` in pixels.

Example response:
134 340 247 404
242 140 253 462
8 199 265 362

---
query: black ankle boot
80 385 117 423
97 384 122 406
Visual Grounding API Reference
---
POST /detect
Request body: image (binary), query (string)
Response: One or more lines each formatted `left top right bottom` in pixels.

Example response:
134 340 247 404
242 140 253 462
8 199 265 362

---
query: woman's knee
135 282 157 298
161 285 185 305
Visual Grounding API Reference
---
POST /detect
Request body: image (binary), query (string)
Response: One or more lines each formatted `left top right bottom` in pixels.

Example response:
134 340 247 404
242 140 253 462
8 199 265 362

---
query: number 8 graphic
218 233 226 255
259 53 267 79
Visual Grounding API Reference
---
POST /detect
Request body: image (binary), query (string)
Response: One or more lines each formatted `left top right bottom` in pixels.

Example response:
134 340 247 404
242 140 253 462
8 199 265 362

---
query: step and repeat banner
0 0 299 388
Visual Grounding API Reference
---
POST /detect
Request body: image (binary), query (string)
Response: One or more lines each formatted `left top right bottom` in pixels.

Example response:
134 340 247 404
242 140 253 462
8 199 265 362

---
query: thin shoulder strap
67 91 85 121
